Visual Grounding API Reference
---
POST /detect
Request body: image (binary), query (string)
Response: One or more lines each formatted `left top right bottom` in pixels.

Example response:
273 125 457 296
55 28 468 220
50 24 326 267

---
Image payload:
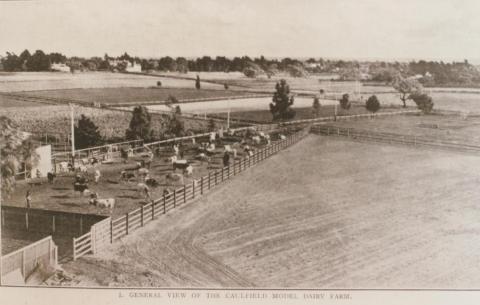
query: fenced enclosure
72 126 311 260
1 236 58 285
311 125 480 154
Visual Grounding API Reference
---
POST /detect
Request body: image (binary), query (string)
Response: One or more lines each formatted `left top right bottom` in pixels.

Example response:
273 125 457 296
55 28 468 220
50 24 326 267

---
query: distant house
125 61 142 73
51 62 71 72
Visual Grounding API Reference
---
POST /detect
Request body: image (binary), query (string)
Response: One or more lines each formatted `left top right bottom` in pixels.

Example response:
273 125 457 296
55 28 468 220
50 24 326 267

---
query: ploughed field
63 135 480 288
13 87 252 106
327 113 480 146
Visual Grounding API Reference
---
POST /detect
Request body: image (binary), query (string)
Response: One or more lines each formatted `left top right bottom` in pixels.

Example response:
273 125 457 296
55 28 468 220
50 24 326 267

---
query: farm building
51 63 71 73
125 62 142 73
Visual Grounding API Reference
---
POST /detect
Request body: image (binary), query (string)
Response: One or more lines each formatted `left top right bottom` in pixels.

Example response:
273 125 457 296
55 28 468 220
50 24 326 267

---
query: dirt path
63 135 480 288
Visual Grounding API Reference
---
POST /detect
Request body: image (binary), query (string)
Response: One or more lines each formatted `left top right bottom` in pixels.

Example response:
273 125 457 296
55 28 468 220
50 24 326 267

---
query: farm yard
4 128 290 219
62 135 480 288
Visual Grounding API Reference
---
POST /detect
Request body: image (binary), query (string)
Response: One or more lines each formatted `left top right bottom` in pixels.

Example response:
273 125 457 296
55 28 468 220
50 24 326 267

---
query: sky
1 0 480 62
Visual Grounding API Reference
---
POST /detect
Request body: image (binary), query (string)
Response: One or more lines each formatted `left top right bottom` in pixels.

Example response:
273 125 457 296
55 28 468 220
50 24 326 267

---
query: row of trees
2 50 67 72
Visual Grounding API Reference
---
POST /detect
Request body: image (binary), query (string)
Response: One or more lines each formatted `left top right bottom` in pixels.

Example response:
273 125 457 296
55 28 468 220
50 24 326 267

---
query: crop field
0 105 169 139
61 135 480 288
4 131 284 219
15 87 253 106
0 72 224 92
328 113 480 145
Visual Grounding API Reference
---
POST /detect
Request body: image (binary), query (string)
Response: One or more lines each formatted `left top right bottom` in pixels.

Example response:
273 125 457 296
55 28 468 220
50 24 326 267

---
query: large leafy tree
26 50 51 71
312 97 321 118
270 79 296 121
74 115 103 149
411 93 434 114
1 116 38 196
339 93 351 110
366 95 381 113
392 75 423 108
126 106 155 142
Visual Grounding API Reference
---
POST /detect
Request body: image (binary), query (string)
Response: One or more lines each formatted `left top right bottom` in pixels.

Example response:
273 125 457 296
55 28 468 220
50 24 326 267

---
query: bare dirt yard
62 135 480 288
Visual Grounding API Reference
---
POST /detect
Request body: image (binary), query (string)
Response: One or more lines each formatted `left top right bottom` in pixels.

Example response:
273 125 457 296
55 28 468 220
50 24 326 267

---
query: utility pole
70 103 75 165
227 109 230 130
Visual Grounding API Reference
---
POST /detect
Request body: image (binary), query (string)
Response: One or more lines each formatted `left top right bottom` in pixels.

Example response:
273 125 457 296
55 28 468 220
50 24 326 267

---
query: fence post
140 205 144 227
110 219 113 243
163 195 166 214
215 171 218 185
183 185 186 203
201 177 204 194
52 215 56 233
22 249 26 277
192 182 195 198
208 172 211 189
152 201 155 219
222 167 224 181
233 160 236 175
173 190 176 208
25 212 29 231
126 213 129 235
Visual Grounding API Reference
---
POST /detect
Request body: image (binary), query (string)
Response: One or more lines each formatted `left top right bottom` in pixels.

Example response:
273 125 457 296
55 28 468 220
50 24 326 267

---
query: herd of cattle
39 128 286 212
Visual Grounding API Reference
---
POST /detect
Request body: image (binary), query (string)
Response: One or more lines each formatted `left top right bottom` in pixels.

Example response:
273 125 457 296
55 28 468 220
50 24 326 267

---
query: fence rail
1 236 58 285
311 125 480 153
72 126 311 260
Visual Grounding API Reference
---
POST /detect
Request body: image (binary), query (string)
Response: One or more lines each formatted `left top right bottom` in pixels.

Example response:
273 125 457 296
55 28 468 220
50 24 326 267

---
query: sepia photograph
2 0 480 304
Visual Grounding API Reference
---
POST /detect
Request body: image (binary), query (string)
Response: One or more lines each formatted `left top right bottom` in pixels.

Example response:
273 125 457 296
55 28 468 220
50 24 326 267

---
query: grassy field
212 104 407 123
62 135 480 288
0 72 225 92
329 113 480 145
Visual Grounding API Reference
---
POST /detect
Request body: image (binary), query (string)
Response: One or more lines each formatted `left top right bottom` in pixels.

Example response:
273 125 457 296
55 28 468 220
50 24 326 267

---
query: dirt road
63 135 480 288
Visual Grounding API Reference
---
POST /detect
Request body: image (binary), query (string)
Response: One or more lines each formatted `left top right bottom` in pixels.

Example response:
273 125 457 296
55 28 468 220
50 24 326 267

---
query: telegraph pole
70 103 75 165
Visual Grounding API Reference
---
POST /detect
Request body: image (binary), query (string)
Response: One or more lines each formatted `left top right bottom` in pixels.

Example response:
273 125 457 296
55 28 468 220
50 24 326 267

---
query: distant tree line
2 49 480 86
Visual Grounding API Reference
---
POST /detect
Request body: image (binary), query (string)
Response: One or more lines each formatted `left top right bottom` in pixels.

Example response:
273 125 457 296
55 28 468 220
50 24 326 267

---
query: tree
411 93 434 114
1 116 38 196
74 115 103 149
195 75 201 90
366 95 381 113
2 52 22 71
392 75 423 108
166 107 185 137
312 97 321 118
207 118 216 132
269 79 296 121
126 106 154 142
339 93 351 110
26 50 51 71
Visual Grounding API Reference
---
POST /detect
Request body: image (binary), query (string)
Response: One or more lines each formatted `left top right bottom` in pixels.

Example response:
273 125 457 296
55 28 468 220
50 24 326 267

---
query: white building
51 63 71 72
125 61 142 73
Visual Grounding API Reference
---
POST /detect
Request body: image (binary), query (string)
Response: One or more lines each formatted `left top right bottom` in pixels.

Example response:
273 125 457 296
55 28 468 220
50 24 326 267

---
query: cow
89 197 115 209
172 160 189 172
73 182 89 195
279 134 286 140
47 172 56 184
120 170 136 182
59 161 69 173
252 136 261 145
137 183 151 199
145 175 159 187
196 153 210 162
93 169 101 184
184 165 193 176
